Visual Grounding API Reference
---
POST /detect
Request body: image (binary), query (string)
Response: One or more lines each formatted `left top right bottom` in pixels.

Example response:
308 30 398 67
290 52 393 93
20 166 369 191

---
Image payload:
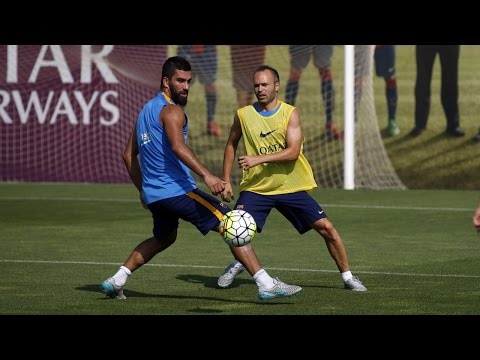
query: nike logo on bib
260 129 276 137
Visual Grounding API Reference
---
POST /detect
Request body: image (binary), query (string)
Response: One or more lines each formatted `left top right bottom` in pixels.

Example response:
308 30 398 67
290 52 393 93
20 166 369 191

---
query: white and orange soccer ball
220 210 257 247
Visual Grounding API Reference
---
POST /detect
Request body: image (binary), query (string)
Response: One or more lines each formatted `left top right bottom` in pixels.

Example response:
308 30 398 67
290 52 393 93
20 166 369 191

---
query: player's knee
320 67 333 81
386 76 397 89
289 68 302 81
156 230 177 251
314 218 333 233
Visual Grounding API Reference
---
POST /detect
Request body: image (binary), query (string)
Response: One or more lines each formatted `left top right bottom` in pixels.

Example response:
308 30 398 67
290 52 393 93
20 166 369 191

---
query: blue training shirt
136 92 196 204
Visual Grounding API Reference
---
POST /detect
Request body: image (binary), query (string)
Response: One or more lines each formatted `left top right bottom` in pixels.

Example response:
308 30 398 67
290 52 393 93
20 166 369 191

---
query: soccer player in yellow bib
218 65 367 292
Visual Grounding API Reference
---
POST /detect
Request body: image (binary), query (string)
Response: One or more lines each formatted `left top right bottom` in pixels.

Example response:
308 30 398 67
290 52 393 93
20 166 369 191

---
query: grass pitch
1 183 478 315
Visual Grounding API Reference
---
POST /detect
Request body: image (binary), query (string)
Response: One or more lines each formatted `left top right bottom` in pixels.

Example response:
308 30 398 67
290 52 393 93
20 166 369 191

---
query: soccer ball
220 210 256 247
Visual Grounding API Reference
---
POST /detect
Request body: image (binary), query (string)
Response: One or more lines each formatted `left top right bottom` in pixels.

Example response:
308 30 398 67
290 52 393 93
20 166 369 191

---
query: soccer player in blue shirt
100 56 301 300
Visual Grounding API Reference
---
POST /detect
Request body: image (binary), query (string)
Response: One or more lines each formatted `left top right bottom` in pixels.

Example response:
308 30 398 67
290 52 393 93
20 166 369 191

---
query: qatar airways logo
0 45 120 126
258 142 286 154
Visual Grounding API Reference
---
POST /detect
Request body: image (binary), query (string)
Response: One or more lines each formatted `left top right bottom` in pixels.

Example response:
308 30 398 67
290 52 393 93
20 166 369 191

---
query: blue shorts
234 191 328 234
147 188 230 239
374 45 396 78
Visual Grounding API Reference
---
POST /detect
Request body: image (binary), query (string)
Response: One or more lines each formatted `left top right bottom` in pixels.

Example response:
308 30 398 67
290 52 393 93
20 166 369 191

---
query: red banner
0 45 167 183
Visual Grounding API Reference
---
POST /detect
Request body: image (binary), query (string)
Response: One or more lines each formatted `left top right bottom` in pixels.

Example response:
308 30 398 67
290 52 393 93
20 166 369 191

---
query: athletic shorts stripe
148 188 229 239
187 191 224 221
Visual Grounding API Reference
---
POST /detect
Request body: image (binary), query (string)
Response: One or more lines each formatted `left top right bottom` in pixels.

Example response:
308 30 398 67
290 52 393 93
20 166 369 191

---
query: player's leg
412 45 436 136
320 67 335 124
218 190 271 287
275 191 367 291
199 45 221 136
353 45 373 123
311 218 367 291
385 74 399 130
101 199 180 299
205 82 220 136
218 191 302 299
123 234 176 272
101 232 178 298
228 243 302 300
231 45 266 107
101 189 225 300
314 45 343 140
385 75 400 136
439 45 463 136
375 45 400 136
285 45 309 105
314 46 335 124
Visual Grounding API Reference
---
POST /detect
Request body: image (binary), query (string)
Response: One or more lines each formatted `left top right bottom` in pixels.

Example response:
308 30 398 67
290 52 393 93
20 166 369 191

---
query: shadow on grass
176 273 252 289
176 274 340 291
77 284 294 305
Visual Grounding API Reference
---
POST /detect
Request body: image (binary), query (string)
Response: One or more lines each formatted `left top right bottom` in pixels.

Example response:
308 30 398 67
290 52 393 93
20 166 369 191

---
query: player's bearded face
168 70 191 107
170 82 188 106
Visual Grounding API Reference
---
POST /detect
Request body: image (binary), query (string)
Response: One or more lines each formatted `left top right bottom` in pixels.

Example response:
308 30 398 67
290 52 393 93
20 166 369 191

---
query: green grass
1 183 479 315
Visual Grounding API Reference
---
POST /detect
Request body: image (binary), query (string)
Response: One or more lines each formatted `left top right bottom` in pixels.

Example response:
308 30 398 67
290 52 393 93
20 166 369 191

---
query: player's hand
221 183 235 203
238 155 258 170
204 173 226 196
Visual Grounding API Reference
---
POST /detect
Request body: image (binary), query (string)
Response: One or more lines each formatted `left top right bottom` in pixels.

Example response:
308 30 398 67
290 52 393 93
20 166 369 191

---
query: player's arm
221 112 242 202
123 122 142 193
238 108 302 169
162 104 225 195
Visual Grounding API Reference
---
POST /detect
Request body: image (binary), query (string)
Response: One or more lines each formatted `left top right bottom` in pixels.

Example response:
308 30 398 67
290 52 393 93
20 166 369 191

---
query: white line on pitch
1 259 479 278
0 196 473 212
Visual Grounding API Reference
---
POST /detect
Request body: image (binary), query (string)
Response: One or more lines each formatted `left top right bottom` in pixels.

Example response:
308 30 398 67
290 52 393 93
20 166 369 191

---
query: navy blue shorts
234 191 328 234
147 188 230 239
374 45 396 78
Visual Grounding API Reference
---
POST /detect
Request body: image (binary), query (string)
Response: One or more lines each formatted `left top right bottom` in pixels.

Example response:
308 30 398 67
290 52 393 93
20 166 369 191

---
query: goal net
0 45 404 189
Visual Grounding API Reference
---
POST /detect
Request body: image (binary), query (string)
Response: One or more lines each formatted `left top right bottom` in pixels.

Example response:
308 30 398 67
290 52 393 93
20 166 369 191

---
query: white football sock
253 268 275 289
341 271 353 282
112 265 131 287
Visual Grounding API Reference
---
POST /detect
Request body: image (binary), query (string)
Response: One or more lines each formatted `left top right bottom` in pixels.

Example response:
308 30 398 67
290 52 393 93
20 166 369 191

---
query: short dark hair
254 65 280 83
162 56 191 81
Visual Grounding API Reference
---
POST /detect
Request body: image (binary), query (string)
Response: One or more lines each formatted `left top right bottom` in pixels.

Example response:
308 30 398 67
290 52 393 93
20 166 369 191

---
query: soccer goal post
343 45 406 190
344 45 355 190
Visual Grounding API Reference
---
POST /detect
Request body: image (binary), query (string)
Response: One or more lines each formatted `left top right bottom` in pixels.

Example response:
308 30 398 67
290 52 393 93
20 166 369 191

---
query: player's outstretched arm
222 112 242 202
162 104 225 195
